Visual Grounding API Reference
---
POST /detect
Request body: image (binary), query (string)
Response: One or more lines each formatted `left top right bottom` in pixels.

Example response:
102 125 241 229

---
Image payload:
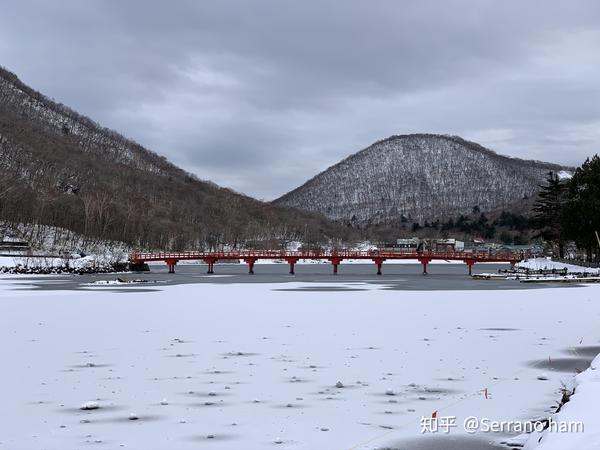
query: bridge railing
129 249 532 262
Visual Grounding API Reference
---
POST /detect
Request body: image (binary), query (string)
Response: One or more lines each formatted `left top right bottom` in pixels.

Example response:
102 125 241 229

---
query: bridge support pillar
465 259 475 275
286 257 299 275
329 257 342 275
244 257 257 274
372 257 386 275
204 258 216 274
165 259 178 274
418 257 431 275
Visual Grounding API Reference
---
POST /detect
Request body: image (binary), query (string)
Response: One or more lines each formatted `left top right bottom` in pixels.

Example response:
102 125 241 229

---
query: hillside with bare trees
275 134 572 226
0 67 350 250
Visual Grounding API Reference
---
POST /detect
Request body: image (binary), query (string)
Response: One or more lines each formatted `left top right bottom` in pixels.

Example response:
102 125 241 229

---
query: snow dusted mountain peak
274 134 572 224
557 170 573 180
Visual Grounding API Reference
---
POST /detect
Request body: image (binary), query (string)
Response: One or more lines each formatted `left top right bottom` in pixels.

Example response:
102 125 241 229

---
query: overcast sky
2 1 600 199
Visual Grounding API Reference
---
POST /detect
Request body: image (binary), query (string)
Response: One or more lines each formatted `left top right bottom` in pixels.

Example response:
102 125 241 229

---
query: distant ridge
274 134 572 225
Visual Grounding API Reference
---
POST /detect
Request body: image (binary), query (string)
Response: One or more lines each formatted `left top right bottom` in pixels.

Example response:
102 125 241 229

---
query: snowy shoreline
524 354 600 450
0 254 128 275
517 257 600 275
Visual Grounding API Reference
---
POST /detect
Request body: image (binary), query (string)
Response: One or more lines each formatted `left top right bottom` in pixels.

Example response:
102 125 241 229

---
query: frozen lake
1 268 598 449
12 262 574 292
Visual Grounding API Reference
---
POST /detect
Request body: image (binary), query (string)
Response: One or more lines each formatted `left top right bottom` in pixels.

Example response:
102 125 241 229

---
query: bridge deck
130 250 527 275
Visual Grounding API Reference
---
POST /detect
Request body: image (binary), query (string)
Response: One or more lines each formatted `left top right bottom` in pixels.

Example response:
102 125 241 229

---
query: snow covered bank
0 222 130 274
525 354 600 450
517 257 599 274
0 222 129 258
1 277 600 449
0 254 128 274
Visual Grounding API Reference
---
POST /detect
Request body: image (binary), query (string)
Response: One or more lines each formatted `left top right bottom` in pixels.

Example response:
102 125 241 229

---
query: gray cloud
2 0 600 199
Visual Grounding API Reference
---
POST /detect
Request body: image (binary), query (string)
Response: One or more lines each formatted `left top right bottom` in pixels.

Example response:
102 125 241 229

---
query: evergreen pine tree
561 155 600 260
531 171 566 257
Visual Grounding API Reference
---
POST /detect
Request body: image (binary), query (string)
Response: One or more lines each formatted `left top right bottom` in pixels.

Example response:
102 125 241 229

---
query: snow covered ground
517 257 599 274
1 273 599 449
0 253 124 270
525 354 600 450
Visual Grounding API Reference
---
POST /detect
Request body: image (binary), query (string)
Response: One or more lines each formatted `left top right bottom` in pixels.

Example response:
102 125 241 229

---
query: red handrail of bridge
129 249 529 275
130 249 526 262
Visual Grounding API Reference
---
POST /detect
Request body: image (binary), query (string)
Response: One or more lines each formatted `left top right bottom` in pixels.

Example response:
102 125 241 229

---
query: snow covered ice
517 257 600 275
1 270 600 449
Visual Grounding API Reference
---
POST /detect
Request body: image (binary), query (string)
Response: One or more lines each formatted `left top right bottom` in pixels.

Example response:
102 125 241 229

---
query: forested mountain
274 134 572 226
0 66 350 250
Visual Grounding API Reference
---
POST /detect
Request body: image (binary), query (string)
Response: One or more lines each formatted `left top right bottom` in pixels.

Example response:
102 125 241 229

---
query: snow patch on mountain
557 170 573 180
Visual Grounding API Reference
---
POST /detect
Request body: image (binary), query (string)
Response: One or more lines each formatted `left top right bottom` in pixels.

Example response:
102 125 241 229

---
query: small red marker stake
432 410 437 419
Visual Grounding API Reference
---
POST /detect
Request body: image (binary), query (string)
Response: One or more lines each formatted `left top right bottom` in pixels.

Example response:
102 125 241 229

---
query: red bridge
129 250 527 275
